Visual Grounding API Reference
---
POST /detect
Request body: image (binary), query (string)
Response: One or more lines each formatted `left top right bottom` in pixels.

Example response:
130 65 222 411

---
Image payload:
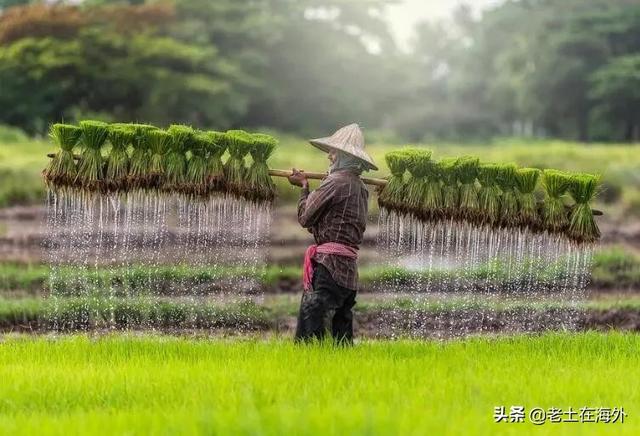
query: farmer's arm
297 178 335 228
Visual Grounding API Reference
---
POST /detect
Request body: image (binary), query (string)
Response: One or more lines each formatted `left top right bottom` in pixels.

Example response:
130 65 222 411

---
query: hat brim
309 138 379 171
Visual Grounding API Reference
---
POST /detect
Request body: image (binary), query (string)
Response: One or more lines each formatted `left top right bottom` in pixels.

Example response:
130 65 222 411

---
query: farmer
288 123 378 344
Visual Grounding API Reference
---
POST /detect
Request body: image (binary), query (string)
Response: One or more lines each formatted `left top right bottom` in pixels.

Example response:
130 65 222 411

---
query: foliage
515 168 540 228
0 124 27 142
439 158 460 219
185 131 210 197
0 1 638 141
76 120 108 190
224 130 254 199
43 123 81 189
404 149 433 219
542 169 571 233
126 123 158 190
247 133 278 203
146 129 172 188
203 131 227 193
455 156 480 221
567 173 601 243
0 4 85 45
378 150 411 213
496 164 519 227
104 126 133 192
165 125 193 192
477 163 501 225
590 55 640 141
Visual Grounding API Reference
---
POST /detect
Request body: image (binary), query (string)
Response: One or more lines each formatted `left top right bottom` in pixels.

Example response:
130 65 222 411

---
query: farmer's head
328 150 367 175
309 123 378 174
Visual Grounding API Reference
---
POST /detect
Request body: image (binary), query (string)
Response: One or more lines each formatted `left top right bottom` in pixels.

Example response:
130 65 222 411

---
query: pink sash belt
303 242 358 291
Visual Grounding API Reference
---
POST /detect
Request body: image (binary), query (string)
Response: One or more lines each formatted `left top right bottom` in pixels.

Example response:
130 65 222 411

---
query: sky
386 0 503 48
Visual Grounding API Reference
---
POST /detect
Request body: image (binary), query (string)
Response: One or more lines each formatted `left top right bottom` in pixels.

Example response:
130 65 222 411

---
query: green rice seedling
185 132 210 197
248 133 278 203
477 163 502 226
204 131 227 194
378 150 410 214
147 129 172 190
76 120 109 191
515 168 541 229
165 125 194 193
423 159 443 220
127 124 159 190
542 169 571 233
567 173 601 243
378 150 411 213
104 127 134 192
404 149 433 219
439 158 460 220
496 164 519 227
455 156 480 222
224 130 254 199
43 123 81 190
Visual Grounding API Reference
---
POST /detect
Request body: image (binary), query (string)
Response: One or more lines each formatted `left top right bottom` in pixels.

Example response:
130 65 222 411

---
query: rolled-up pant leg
295 263 357 343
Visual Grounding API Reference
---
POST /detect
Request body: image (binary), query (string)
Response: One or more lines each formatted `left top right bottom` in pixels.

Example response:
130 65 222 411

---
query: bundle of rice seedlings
439 158 460 220
567 173 601 243
455 156 481 222
203 131 227 194
76 120 109 191
515 167 541 229
378 150 411 213
247 133 278 203
496 164 519 227
542 169 571 233
185 132 210 197
147 129 172 190
127 123 159 190
404 149 433 220
165 125 194 193
477 163 502 226
104 126 134 192
423 159 443 220
224 130 254 199
43 123 81 190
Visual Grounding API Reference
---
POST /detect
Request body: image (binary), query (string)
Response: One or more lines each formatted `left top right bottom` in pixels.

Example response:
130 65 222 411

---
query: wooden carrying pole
267 169 387 187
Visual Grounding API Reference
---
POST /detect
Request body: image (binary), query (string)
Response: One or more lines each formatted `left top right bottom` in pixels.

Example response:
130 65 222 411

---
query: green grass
0 333 637 435
0 297 272 331
0 263 303 293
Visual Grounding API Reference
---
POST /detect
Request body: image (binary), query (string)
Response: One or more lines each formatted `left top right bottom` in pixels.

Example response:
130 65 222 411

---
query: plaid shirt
298 169 369 290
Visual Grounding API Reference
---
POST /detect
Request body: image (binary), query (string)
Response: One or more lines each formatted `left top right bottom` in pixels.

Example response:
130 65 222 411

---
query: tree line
0 0 638 142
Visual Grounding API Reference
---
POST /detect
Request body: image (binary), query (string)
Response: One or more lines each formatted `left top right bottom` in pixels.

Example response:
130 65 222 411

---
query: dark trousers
295 263 357 344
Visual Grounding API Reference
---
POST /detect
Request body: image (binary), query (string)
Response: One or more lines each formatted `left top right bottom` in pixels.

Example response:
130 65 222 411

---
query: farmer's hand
288 168 308 188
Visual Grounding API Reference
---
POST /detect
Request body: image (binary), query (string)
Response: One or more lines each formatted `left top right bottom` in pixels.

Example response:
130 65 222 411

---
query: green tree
591 55 640 141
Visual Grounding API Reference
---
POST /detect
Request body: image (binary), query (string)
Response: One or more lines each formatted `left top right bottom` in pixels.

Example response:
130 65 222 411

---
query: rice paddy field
1 133 640 434
0 333 637 435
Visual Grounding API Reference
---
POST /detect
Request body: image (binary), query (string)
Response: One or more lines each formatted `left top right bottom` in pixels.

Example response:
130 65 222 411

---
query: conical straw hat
309 123 378 171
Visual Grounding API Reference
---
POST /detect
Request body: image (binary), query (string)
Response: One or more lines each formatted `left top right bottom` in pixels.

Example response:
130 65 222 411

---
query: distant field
0 333 637 435
1 136 639 209
1 246 638 293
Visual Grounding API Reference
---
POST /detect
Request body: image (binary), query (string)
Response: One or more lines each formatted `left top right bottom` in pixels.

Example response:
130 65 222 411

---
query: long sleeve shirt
297 169 369 290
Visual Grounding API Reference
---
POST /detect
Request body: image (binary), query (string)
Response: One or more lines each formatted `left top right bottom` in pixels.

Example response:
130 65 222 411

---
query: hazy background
0 0 638 143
